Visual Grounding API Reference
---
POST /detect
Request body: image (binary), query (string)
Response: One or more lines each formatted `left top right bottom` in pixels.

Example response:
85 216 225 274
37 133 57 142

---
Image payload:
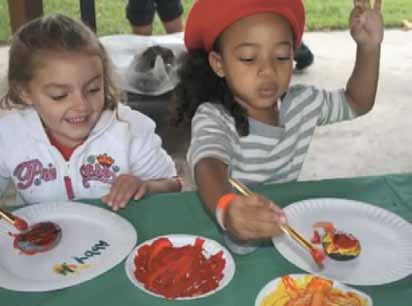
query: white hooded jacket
0 104 176 205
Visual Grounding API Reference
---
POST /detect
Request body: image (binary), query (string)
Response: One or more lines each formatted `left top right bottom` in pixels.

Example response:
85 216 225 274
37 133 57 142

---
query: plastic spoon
9 221 62 255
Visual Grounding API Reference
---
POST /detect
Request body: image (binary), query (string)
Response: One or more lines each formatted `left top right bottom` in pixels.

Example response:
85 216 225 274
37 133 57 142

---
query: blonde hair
1 14 120 110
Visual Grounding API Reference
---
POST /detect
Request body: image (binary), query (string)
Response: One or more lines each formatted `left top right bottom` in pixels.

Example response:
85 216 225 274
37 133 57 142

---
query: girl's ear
208 51 225 78
16 86 34 106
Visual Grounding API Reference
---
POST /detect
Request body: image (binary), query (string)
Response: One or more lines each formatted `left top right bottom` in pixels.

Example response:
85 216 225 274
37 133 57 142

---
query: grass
305 0 412 30
1 0 411 43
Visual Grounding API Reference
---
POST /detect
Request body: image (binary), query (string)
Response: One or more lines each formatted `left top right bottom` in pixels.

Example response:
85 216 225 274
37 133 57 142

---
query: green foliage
1 0 411 43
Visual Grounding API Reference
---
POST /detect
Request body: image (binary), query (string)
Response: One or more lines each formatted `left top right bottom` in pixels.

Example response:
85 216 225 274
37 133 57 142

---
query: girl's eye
276 56 291 61
87 87 101 94
239 58 255 63
50 94 67 101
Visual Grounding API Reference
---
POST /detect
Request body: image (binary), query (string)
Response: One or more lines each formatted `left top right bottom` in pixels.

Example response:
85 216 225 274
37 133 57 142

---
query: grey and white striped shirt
187 84 356 185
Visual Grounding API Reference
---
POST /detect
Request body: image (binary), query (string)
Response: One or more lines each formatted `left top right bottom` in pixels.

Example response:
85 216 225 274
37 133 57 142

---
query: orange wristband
215 193 236 230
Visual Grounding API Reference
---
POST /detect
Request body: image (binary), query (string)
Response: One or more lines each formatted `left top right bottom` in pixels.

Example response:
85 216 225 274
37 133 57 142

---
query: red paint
14 217 28 231
311 230 321 244
12 222 61 255
313 222 335 234
311 248 326 264
312 221 361 260
147 237 173 271
332 232 359 249
134 237 226 299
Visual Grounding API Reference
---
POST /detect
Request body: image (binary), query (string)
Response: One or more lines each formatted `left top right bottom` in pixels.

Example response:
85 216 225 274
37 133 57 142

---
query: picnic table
1 172 412 305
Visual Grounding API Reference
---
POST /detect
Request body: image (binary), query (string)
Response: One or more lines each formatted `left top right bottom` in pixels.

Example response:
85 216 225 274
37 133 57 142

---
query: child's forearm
194 158 232 213
346 45 381 115
146 177 182 194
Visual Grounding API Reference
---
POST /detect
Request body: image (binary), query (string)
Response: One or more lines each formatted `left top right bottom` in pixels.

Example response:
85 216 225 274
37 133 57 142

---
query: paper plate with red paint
272 198 412 285
0 201 137 292
125 234 235 300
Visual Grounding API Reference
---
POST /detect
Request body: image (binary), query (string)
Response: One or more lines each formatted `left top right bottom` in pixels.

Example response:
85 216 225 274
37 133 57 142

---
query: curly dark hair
176 40 249 136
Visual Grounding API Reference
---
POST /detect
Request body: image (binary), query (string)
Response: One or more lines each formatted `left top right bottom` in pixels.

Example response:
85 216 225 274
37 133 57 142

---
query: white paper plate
255 274 373 306
125 234 235 300
272 198 412 285
0 201 137 292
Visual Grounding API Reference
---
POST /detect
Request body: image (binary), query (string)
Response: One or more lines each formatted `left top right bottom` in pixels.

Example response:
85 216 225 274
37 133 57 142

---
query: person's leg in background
126 0 156 35
156 0 183 34
294 41 314 71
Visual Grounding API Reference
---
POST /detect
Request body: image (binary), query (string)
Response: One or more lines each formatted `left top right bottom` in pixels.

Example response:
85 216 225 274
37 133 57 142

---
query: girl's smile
64 115 90 125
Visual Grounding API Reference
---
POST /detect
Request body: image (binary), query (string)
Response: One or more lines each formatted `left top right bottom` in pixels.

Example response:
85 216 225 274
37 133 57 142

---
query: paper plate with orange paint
255 274 372 306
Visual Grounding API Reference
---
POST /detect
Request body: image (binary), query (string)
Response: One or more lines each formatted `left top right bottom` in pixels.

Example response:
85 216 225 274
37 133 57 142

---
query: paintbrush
228 177 325 266
0 207 29 231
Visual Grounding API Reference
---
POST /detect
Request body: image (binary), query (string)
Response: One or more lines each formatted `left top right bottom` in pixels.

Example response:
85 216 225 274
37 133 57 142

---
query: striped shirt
187 84 356 185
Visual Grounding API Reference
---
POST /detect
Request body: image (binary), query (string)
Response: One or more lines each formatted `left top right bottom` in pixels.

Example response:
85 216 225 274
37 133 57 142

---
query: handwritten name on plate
73 240 110 264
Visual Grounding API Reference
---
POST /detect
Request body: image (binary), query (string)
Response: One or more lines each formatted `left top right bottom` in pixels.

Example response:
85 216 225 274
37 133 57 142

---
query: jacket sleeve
0 133 11 197
125 109 177 180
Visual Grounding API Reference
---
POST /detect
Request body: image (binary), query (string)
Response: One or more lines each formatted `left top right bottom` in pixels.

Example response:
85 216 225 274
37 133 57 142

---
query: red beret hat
184 0 305 52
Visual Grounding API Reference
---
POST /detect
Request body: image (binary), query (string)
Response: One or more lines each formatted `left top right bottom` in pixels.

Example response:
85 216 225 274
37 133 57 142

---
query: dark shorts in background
126 0 183 26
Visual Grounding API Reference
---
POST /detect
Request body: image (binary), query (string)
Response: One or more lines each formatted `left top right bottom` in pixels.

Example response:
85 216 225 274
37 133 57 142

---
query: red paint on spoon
14 217 29 231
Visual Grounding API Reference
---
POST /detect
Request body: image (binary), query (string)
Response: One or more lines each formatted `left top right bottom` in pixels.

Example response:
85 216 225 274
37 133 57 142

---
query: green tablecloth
2 173 412 306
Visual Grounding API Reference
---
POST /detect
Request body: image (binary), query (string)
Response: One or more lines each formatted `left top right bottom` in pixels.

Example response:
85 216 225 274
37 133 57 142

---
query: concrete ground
296 30 412 180
1 29 411 206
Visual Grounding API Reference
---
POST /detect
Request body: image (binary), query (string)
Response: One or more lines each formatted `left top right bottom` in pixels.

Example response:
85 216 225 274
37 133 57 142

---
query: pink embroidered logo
80 154 120 188
13 159 57 190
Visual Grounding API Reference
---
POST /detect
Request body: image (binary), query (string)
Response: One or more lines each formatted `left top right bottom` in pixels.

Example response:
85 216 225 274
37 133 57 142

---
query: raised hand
350 0 384 48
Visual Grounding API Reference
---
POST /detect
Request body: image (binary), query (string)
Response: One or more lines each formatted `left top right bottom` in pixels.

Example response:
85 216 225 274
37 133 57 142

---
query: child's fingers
268 202 287 223
248 218 284 238
268 201 283 213
246 194 273 208
101 194 111 206
260 198 286 219
241 194 260 206
241 195 286 223
101 192 116 209
134 184 146 200
111 187 135 210
354 0 371 11
351 5 362 18
374 0 382 12
254 207 286 225
354 0 363 9
103 189 127 211
108 175 143 210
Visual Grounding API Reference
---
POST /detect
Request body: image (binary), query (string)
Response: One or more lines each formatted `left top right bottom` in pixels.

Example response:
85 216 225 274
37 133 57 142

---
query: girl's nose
72 92 90 110
258 58 277 78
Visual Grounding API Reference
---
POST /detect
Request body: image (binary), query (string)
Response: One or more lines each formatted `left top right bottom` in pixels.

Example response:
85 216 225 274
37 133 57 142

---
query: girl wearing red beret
177 0 383 254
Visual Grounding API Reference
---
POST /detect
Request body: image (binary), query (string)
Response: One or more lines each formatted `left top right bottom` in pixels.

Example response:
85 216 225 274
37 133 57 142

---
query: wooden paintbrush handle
0 207 16 225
